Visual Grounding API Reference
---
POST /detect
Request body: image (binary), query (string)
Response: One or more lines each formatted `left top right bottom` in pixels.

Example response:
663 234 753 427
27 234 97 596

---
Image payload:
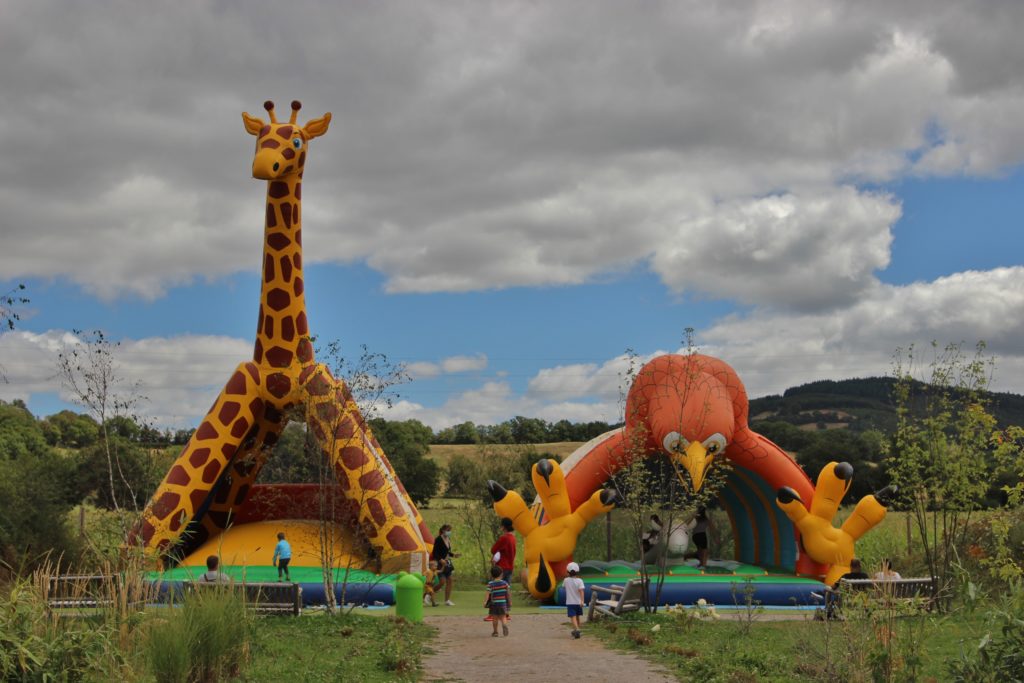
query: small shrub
626 627 652 646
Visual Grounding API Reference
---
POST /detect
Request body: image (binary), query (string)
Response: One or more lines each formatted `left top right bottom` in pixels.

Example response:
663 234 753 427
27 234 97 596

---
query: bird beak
673 440 713 493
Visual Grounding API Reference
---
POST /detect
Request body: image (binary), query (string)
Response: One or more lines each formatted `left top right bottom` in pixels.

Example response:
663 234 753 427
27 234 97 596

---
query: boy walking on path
563 562 586 639
485 566 511 637
272 531 292 581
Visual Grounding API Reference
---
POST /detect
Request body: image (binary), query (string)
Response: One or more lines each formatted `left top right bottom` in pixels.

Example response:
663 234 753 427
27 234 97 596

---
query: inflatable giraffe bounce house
135 101 431 603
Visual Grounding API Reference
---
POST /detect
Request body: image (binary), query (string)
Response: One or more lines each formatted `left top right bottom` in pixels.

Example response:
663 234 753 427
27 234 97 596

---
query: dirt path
421 613 676 683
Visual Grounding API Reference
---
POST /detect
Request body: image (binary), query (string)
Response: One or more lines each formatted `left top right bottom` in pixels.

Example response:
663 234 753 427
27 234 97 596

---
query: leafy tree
887 342 1000 608
256 422 321 484
451 421 480 444
0 448 78 564
40 410 100 449
72 435 162 510
509 416 549 444
0 401 50 460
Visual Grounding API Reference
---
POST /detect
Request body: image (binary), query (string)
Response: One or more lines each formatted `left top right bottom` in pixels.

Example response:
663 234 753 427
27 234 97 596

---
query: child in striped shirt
485 565 511 637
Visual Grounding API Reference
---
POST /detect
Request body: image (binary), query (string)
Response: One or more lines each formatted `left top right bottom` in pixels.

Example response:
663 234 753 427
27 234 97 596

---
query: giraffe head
242 100 331 180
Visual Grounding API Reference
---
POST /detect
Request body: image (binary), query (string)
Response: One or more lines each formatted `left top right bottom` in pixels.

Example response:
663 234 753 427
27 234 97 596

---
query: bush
948 582 1024 681
0 576 123 681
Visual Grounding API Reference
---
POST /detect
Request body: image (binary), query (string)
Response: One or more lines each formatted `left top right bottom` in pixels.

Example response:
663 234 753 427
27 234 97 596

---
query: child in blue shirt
272 531 292 581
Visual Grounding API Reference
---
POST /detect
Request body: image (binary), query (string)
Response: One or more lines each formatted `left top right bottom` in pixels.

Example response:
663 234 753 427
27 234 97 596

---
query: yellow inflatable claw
488 459 617 600
775 462 895 586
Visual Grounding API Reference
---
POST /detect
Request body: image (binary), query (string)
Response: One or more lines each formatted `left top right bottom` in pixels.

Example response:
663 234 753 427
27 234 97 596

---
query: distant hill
748 377 1024 433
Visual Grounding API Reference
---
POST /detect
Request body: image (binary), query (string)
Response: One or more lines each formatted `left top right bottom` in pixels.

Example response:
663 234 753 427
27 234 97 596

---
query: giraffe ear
303 112 332 139
242 111 265 136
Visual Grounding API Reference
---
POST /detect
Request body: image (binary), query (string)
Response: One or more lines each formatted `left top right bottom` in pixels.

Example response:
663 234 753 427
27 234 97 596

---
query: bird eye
292 137 303 149
663 431 689 454
702 433 726 456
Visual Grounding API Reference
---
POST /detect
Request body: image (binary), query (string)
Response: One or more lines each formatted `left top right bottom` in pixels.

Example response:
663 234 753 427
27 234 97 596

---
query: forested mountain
749 376 1024 434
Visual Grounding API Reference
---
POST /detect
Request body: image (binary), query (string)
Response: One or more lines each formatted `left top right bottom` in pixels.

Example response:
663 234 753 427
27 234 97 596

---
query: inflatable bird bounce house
137 100 890 608
488 354 895 606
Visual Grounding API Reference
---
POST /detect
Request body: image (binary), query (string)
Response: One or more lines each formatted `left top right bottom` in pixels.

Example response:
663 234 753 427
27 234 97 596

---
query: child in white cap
563 562 586 639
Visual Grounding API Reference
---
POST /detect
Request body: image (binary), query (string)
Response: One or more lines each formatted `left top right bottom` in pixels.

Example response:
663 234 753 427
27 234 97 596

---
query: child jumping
485 566 511 637
272 531 292 581
563 561 586 639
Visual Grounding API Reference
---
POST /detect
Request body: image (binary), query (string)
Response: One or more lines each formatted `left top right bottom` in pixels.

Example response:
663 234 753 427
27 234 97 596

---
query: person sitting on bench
199 555 232 583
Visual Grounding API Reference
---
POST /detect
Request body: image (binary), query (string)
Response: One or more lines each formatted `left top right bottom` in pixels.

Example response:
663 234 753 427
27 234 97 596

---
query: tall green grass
144 587 252 683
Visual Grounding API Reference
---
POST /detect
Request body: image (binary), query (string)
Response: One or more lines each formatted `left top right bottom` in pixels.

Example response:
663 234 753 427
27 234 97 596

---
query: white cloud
3 1 1024 306
406 354 488 379
0 330 252 426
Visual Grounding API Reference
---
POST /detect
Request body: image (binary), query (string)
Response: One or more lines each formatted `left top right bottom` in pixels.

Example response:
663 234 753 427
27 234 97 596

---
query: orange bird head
624 354 737 492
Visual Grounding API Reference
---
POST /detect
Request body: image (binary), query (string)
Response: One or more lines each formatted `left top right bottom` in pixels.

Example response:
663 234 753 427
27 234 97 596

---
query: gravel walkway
421 613 677 683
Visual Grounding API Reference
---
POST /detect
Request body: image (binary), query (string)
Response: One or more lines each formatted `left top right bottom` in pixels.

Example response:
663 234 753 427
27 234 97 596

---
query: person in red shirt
490 517 517 583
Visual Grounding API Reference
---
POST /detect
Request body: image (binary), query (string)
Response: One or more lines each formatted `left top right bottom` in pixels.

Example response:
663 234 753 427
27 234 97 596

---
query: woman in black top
431 524 460 606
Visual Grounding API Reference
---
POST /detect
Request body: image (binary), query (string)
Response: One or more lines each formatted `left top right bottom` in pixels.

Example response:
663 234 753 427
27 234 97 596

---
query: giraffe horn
289 100 301 124
263 100 277 124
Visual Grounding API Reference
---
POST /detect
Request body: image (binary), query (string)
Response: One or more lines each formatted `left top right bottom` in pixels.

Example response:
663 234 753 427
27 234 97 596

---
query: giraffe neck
254 174 314 371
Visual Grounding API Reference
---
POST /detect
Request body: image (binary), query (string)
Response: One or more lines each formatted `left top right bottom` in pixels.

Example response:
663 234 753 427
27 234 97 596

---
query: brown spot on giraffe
386 527 419 551
282 203 292 229
260 139 280 149
264 254 276 282
226 371 248 395
367 498 387 526
266 204 277 228
259 125 270 137
254 338 264 363
267 233 290 250
189 448 211 468
230 418 251 439
278 126 293 138
195 421 219 440
387 491 403 517
305 372 331 396
266 373 291 398
282 147 296 160
295 183 301 200
190 489 208 512
360 470 386 492
151 492 181 520
265 346 293 368
340 445 368 470
218 401 241 426
296 311 308 335
244 363 261 384
316 402 340 423
297 338 313 363
335 418 355 440
269 181 289 199
293 252 302 269
280 255 293 282
293 277 304 296
281 316 295 342
263 315 274 339
266 288 290 311
202 462 220 484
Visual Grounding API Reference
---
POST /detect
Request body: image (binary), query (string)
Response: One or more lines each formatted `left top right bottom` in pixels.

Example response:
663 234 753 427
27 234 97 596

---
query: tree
887 342 999 609
0 400 50 460
40 410 100 449
56 330 147 521
0 284 28 331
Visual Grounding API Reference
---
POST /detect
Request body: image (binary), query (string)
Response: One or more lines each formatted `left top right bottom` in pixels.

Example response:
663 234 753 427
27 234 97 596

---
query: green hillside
749 376 1024 434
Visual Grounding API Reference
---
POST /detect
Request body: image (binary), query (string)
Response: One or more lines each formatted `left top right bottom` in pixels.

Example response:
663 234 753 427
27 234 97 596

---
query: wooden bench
190 581 302 616
586 579 646 621
46 574 147 614
820 577 938 619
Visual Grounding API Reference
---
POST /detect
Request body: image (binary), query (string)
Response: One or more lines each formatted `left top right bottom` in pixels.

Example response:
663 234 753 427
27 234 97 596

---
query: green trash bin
394 571 425 622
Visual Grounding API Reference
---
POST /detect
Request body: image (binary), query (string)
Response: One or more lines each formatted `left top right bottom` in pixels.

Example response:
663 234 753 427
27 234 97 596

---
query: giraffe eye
292 138 303 150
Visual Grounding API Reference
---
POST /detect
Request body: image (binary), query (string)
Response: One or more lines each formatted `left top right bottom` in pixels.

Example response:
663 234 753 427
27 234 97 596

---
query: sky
1 0 1023 432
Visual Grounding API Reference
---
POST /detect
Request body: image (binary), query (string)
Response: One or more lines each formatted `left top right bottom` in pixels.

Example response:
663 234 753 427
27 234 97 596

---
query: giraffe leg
134 362 268 558
301 364 431 574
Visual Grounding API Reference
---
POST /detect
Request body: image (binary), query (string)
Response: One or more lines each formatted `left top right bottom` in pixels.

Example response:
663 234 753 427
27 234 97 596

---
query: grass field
426 441 586 470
